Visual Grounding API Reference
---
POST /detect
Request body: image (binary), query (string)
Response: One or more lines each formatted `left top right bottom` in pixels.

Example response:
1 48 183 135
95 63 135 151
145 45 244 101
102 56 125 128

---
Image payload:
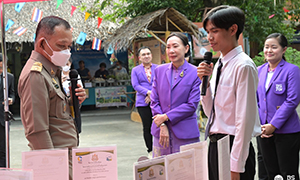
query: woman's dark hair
265 33 288 61
166 32 190 58
137 46 151 57
203 5 245 40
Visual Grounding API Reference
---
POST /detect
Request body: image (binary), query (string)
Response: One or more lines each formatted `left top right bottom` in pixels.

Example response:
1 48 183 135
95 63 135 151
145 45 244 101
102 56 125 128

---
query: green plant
253 47 300 68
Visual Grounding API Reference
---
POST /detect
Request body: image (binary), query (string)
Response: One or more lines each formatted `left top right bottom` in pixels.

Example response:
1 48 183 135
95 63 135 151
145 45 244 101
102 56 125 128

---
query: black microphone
201 52 213 96
69 69 82 133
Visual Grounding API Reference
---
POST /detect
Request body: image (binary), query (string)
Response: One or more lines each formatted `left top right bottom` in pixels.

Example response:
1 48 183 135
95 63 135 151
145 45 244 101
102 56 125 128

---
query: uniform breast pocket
215 84 235 110
272 81 286 95
55 90 71 119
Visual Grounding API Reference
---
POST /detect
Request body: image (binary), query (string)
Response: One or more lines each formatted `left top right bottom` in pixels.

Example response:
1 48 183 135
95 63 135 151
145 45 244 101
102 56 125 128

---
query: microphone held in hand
201 52 213 96
69 69 82 133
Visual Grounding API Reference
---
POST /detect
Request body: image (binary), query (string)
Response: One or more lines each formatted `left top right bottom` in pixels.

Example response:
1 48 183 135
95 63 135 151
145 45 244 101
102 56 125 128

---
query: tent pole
1 0 12 168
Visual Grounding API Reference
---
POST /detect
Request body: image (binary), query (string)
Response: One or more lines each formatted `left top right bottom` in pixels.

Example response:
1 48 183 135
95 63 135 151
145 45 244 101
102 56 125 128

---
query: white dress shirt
201 46 261 173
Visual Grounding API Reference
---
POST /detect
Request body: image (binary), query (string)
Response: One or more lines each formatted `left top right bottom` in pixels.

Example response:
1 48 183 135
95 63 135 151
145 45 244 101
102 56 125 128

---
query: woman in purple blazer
150 32 201 157
131 47 158 157
257 33 300 180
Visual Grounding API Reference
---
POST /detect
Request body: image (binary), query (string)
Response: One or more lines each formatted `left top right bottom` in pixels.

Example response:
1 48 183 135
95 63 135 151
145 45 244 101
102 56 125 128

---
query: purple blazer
257 60 300 134
131 63 158 107
150 61 201 139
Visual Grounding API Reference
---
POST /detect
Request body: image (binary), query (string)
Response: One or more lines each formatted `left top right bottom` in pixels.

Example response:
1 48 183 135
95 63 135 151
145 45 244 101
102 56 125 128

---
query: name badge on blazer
273 81 285 95
275 84 283 92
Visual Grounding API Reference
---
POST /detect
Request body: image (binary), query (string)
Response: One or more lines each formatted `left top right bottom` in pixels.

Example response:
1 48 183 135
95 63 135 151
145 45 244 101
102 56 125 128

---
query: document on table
180 141 209 180
133 156 166 180
217 135 231 180
22 148 69 180
0 168 33 180
72 145 117 180
165 149 195 180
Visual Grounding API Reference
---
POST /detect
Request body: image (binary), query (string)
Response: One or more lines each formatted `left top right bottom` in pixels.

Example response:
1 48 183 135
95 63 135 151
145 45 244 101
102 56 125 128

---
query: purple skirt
152 130 200 158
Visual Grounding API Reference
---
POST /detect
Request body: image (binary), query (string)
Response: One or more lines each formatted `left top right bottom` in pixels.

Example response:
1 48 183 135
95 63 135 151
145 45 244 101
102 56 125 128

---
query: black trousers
0 124 6 167
137 105 153 153
208 134 255 180
256 136 268 180
258 132 300 180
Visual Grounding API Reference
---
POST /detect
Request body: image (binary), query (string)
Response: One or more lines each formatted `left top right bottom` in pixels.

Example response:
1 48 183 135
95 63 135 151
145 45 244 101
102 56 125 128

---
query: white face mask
43 39 71 67
62 65 70 72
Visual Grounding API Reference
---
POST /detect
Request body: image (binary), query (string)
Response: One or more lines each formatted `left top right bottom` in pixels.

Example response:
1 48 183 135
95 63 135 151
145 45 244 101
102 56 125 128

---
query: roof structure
102 7 202 53
1 0 118 43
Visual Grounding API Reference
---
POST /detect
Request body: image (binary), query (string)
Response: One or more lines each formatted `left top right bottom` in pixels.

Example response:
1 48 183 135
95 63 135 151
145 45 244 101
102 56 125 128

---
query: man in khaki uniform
18 16 86 179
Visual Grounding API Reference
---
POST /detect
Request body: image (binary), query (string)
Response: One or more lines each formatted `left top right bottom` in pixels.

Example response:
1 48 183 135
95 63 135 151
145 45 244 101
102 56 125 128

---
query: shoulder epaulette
31 62 43 72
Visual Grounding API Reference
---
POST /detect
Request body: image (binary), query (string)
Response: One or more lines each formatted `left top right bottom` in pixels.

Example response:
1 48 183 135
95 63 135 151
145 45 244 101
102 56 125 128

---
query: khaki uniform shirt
18 51 78 150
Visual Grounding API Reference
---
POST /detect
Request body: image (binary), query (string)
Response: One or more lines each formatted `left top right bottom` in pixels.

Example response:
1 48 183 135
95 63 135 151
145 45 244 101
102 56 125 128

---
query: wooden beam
166 11 168 32
146 30 167 46
167 18 183 32
151 31 168 34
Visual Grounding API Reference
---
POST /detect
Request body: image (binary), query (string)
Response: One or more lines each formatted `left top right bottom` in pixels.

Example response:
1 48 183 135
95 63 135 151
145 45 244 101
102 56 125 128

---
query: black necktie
205 59 223 139
214 60 223 95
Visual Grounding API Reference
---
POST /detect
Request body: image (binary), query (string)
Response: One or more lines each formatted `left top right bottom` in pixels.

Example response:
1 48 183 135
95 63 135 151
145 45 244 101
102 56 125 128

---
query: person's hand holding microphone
197 52 214 95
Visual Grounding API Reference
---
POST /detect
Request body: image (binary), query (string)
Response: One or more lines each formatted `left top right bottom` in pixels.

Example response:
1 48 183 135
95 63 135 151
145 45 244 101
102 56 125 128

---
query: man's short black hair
100 62 106 68
35 16 71 39
203 5 245 40
79 60 84 64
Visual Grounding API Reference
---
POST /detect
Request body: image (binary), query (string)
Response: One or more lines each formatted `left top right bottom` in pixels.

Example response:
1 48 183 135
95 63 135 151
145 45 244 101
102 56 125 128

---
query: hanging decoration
269 14 275 19
5 19 14 31
85 12 90 21
71 5 76 17
97 17 102 28
13 26 27 36
31 7 43 22
76 32 87 45
107 45 114 54
56 0 63 9
283 7 289 13
92 37 101 50
15 2 25 13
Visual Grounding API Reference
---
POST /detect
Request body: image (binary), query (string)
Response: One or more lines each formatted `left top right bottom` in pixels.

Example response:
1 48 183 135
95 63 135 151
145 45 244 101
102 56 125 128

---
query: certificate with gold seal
180 141 209 180
165 149 195 180
22 149 69 180
72 145 117 180
133 156 165 180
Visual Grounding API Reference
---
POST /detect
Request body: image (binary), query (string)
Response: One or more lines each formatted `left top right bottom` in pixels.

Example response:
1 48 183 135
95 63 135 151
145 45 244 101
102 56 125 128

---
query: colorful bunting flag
92 37 101 50
269 14 275 19
5 19 14 31
31 7 43 22
107 45 114 54
15 2 25 13
33 33 36 41
85 12 90 21
283 7 289 13
71 5 76 17
56 0 63 9
97 17 103 28
76 32 87 45
2 0 47 4
13 27 27 36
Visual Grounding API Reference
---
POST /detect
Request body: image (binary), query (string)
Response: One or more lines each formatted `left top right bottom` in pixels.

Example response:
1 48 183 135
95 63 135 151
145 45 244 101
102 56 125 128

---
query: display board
95 86 127 107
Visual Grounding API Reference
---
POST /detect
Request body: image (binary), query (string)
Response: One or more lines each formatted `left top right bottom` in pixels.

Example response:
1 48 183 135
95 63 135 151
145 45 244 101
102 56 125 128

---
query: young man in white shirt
197 5 261 180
